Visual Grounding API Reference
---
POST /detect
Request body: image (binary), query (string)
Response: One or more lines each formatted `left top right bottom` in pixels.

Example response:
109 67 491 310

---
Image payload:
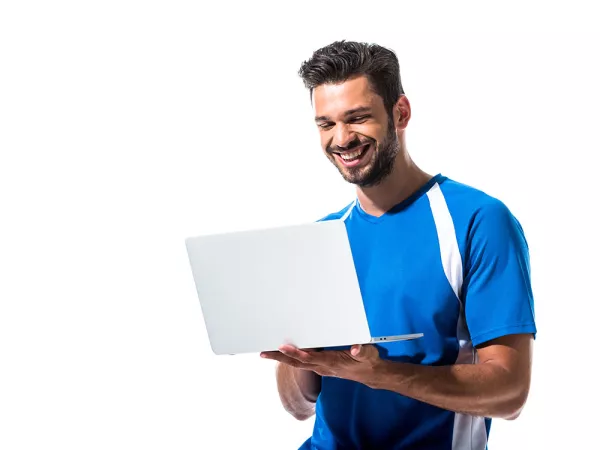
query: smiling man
261 41 537 450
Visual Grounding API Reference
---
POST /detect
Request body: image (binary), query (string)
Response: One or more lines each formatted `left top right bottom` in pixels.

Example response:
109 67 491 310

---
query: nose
332 123 356 150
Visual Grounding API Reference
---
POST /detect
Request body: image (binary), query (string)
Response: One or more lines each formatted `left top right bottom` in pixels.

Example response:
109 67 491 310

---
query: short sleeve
462 200 537 347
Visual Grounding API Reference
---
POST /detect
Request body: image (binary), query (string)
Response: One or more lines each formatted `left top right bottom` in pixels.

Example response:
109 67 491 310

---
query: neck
355 137 432 217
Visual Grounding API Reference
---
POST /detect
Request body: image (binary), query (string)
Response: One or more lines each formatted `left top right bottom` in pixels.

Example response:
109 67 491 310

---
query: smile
334 144 371 167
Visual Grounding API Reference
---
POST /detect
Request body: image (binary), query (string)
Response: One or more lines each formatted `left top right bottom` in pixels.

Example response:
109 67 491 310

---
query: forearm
367 360 529 419
275 362 321 420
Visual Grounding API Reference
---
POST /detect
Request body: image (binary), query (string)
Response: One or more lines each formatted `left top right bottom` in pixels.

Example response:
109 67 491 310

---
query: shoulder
316 201 355 222
437 177 521 231
435 177 528 263
438 177 507 210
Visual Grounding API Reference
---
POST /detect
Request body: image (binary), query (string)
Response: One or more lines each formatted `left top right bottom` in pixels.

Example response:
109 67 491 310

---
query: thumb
350 344 376 360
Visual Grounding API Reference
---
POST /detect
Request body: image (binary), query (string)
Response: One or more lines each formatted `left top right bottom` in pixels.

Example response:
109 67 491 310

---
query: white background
1 1 598 448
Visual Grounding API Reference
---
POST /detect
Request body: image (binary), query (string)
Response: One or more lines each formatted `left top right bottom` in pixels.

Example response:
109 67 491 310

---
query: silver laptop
185 219 423 354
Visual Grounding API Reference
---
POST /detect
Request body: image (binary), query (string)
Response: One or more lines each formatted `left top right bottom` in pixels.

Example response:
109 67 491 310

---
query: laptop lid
185 220 373 354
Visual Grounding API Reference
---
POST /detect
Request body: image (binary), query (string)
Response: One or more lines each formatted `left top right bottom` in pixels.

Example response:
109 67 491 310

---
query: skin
262 75 533 421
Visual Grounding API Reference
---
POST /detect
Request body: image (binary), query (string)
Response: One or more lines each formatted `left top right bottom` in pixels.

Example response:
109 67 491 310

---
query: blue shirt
300 174 537 450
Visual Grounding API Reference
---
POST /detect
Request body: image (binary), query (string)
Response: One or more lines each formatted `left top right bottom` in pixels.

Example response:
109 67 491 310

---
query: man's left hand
260 344 382 386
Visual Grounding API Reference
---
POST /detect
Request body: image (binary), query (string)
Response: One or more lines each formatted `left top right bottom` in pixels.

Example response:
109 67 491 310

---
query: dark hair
298 40 404 115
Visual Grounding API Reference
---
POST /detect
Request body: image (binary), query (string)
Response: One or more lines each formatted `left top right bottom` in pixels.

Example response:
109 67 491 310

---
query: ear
393 95 411 131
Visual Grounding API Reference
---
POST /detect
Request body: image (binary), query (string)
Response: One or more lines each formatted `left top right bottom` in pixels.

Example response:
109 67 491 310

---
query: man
260 41 536 450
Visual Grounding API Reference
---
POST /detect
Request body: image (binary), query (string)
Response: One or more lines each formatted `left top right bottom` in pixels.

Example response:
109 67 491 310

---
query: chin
342 172 371 186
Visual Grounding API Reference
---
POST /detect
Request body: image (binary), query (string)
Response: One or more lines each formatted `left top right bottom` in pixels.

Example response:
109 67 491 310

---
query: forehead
312 75 384 118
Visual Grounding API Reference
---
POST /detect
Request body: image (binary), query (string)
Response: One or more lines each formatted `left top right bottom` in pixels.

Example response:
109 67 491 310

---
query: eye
348 115 369 123
317 122 334 130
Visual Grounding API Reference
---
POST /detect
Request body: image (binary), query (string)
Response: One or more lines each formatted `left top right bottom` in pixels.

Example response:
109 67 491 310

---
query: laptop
185 219 423 355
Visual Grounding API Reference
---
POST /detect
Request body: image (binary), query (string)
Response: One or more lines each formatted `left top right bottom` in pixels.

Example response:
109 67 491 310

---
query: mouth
333 144 371 168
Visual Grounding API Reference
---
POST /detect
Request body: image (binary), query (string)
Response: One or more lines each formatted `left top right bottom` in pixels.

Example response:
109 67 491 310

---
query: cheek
319 134 331 151
351 124 384 143
366 126 387 142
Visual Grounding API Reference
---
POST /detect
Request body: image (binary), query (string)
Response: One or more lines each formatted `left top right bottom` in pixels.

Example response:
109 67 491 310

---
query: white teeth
340 146 366 161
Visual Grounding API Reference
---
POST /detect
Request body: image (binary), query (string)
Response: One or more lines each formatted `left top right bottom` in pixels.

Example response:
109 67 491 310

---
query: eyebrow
315 106 372 122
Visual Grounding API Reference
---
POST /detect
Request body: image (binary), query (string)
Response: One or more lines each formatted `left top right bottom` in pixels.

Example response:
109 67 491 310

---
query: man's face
313 75 399 187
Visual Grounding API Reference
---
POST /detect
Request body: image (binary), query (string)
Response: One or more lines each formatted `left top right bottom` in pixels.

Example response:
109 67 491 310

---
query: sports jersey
299 174 537 450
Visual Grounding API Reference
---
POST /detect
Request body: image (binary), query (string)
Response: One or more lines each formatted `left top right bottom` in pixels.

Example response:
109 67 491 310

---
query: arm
275 362 321 420
265 199 537 419
367 333 533 419
367 199 535 419
266 333 531 420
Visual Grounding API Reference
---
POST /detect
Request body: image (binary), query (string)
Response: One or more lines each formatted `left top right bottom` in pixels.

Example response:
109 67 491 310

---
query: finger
260 351 314 370
350 344 362 357
259 344 303 359
279 345 318 364
278 344 323 353
349 344 378 360
260 345 321 362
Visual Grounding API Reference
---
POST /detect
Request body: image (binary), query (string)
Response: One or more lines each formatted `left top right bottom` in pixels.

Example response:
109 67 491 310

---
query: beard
327 118 400 188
